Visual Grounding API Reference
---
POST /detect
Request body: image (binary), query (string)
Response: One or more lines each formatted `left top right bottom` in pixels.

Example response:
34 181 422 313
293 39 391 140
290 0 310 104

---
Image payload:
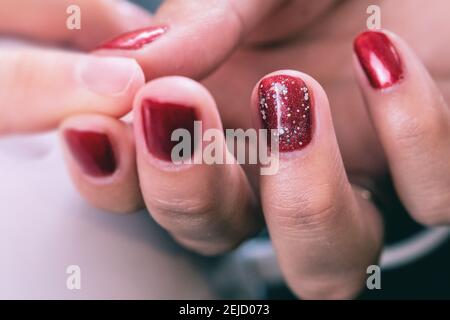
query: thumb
0 48 144 134
95 0 285 79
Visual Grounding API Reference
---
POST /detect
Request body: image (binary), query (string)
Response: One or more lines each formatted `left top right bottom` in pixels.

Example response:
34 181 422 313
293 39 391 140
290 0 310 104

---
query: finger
133 77 262 255
94 0 285 79
60 114 143 213
251 71 383 299
353 30 450 225
0 0 152 50
0 48 144 134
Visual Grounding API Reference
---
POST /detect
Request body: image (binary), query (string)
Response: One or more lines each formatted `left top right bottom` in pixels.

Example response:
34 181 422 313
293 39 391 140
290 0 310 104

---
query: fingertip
60 114 142 213
59 115 122 181
132 76 221 167
73 54 145 117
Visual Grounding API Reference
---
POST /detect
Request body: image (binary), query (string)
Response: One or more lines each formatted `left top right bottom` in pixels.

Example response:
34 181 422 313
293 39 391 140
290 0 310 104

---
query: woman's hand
3 0 450 299
59 26 450 298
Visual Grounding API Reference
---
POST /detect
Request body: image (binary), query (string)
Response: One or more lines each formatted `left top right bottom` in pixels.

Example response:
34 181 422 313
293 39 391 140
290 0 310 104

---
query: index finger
94 0 284 79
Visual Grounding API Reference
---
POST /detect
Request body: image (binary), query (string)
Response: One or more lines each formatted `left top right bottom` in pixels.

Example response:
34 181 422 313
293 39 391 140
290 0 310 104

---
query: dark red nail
141 99 199 161
97 26 168 50
354 31 403 89
258 74 313 152
64 130 117 177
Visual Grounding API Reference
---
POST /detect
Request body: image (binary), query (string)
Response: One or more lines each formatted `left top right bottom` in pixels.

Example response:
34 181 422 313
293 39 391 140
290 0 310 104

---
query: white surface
0 133 216 299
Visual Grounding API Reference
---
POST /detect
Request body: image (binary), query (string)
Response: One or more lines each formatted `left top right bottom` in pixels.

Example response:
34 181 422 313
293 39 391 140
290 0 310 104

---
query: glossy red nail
97 25 168 50
258 74 313 152
354 31 403 89
141 99 199 161
64 130 117 177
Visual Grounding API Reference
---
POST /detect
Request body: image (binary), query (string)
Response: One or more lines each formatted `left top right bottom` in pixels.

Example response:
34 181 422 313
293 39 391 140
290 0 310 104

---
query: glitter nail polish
258 74 313 152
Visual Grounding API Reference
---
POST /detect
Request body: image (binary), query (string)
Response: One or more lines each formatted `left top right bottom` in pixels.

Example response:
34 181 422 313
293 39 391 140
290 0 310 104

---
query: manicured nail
141 99 199 161
354 31 403 89
97 26 168 50
64 129 117 177
258 74 313 152
77 56 140 96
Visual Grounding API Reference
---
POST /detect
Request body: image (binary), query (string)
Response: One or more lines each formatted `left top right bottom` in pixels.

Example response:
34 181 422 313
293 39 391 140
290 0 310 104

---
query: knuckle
389 107 447 149
152 195 245 256
150 195 217 222
270 182 343 233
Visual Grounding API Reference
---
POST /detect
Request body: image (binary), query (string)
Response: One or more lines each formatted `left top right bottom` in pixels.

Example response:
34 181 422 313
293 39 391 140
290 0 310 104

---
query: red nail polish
141 99 199 161
97 26 168 50
354 31 403 89
258 74 313 152
64 130 117 177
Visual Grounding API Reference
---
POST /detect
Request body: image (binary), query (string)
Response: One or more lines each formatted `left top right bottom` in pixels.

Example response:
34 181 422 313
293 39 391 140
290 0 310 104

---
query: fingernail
258 74 313 152
77 56 140 96
354 31 403 89
96 26 168 50
64 129 117 177
141 99 199 161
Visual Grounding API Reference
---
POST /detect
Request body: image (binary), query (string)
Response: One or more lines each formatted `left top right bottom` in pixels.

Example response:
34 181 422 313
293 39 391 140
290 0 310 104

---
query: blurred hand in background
0 0 151 134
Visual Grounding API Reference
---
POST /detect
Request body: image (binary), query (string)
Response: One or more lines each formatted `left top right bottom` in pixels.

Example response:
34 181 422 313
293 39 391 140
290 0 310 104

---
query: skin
203 0 450 177
1 0 450 299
